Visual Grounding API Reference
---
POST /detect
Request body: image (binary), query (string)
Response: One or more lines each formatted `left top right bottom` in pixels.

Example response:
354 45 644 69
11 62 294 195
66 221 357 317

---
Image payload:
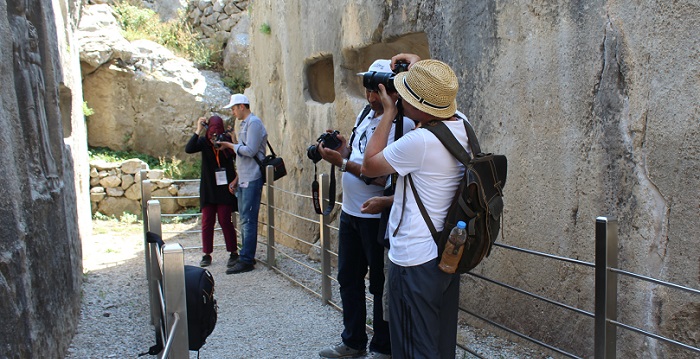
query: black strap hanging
311 162 336 215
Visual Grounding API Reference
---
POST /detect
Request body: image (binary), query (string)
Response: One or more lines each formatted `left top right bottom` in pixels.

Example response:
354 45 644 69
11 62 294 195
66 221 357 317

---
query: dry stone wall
89 159 199 217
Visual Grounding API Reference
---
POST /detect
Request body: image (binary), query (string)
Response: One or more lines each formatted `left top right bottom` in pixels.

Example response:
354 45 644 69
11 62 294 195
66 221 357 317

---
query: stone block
99 175 121 188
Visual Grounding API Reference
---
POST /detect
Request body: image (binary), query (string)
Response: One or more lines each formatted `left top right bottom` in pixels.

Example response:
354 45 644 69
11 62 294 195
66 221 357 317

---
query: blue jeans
337 211 391 354
236 177 263 264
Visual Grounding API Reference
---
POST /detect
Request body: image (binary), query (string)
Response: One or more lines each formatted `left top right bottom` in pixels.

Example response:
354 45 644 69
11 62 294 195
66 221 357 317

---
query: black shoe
226 261 254 274
199 254 212 267
227 252 240 268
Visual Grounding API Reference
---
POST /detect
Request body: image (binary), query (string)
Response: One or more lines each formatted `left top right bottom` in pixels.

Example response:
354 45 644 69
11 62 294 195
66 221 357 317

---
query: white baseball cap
367 59 391 73
223 94 250 109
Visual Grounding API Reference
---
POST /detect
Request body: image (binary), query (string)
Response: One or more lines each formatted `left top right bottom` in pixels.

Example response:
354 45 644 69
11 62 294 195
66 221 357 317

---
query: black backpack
407 119 507 273
184 265 217 351
141 232 217 355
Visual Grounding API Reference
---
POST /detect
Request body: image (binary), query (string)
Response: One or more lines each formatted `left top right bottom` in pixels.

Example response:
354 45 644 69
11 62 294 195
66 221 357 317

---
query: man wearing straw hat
362 56 468 358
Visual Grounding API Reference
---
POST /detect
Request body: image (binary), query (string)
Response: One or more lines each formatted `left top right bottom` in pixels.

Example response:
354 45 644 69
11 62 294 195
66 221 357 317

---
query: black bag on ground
184 265 217 351
254 141 287 183
409 119 507 273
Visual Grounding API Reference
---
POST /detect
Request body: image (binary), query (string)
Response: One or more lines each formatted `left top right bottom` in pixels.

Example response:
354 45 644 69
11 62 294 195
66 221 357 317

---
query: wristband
339 158 348 172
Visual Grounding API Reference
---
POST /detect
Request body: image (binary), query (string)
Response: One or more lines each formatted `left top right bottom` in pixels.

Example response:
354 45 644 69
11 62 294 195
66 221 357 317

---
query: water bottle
438 221 468 274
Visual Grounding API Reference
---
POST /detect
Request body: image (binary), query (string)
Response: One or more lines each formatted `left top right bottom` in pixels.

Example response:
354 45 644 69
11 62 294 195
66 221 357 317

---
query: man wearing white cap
362 57 467 358
317 60 415 359
218 93 267 274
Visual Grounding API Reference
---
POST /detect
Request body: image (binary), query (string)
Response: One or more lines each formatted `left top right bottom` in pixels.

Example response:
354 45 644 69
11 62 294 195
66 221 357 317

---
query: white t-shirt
383 119 470 266
342 109 415 218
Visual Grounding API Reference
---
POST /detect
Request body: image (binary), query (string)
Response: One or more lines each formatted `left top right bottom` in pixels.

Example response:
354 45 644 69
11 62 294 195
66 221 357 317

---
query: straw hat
393 59 458 119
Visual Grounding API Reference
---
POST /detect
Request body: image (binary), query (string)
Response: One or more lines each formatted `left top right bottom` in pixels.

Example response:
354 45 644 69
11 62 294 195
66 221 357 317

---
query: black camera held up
359 61 409 92
306 130 342 163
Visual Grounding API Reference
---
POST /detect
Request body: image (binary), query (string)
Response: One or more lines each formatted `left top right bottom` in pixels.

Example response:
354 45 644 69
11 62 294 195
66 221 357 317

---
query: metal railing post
595 216 619 359
319 173 332 304
147 200 163 334
266 165 275 267
161 243 189 358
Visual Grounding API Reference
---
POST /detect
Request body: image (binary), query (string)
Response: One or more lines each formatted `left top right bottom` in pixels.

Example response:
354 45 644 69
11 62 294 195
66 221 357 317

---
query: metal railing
138 166 700 358
141 170 189 358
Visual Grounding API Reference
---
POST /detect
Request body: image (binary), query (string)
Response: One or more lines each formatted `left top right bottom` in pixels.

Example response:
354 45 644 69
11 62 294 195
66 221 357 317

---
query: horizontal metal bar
274 247 322 275
273 206 321 225
271 186 313 199
608 319 700 353
495 242 595 268
460 306 582 359
273 227 317 247
609 268 700 295
151 195 199 199
468 273 594 318
161 213 200 217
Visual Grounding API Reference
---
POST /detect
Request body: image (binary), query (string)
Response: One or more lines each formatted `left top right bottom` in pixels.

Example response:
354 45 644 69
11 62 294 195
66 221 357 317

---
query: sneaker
226 261 254 274
227 252 240 268
199 254 212 267
318 342 366 358
368 352 391 359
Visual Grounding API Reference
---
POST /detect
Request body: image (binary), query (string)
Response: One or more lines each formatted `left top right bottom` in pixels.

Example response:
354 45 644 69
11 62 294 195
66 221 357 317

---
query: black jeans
337 211 391 354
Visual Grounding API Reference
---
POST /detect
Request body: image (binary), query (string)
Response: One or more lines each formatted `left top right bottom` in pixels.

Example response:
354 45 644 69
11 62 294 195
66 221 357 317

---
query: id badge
215 168 228 186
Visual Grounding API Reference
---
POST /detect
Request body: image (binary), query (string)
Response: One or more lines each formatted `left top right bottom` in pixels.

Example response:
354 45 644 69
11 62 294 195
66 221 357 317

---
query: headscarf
206 115 234 157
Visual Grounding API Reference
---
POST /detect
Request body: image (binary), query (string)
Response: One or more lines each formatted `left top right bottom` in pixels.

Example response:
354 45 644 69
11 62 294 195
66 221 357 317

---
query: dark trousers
337 211 391 354
388 258 460 359
201 203 237 254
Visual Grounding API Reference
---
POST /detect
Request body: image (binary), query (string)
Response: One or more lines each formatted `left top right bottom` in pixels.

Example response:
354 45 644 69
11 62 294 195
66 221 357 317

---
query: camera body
212 132 229 149
307 130 342 163
360 61 409 92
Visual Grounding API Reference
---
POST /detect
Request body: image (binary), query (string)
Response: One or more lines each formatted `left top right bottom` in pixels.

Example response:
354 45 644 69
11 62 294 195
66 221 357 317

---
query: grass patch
222 68 251 94
112 0 220 69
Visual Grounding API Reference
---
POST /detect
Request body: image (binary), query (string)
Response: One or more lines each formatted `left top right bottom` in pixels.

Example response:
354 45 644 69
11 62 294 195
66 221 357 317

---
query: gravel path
66 220 556 359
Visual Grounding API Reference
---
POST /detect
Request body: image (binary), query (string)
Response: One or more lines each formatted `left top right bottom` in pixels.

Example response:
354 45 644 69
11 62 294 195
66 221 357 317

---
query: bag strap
348 105 372 149
423 119 476 166
396 119 475 242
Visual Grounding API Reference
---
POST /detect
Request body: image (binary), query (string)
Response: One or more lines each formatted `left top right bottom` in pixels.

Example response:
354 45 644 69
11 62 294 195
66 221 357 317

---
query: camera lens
362 72 396 92
306 144 322 163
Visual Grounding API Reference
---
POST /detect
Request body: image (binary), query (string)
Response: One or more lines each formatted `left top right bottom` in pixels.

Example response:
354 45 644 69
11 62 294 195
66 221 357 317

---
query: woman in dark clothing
186 115 239 268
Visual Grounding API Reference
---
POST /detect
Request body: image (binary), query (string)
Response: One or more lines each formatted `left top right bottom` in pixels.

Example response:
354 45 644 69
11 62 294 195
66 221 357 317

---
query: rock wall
0 0 89 357
246 1 700 357
89 159 198 217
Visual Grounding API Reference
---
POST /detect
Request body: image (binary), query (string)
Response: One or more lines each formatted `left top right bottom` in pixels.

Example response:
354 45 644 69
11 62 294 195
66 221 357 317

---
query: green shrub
259 23 271 35
112 1 220 69
83 101 95 117
222 69 251 93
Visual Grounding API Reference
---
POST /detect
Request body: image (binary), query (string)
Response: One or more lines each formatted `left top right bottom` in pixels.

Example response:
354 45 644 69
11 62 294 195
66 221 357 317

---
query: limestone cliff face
0 0 88 357
247 1 699 357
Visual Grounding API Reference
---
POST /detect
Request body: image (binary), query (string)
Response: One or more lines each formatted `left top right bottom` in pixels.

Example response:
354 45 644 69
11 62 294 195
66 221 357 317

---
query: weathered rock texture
245 1 699 358
0 0 89 357
79 4 233 161
89 159 198 217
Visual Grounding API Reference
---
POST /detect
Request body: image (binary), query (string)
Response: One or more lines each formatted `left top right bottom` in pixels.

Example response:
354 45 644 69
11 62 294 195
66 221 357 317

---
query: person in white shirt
316 59 415 359
362 56 468 359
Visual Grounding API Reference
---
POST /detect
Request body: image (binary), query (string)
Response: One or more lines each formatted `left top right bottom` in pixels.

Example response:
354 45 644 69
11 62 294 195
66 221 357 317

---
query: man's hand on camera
216 141 234 150
378 84 398 120
195 117 207 134
318 141 344 167
391 53 421 70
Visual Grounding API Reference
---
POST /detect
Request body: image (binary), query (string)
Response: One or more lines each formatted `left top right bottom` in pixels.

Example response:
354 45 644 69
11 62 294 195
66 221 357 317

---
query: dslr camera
359 61 409 92
307 130 342 163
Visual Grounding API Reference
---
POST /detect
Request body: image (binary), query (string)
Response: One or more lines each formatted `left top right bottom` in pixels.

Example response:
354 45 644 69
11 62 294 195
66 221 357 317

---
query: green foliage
159 156 201 180
259 23 271 35
119 212 139 224
222 69 251 93
112 1 220 69
83 101 95 117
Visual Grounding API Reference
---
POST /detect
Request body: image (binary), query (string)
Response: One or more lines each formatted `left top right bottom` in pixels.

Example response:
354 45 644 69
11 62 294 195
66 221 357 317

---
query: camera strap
312 162 336 215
